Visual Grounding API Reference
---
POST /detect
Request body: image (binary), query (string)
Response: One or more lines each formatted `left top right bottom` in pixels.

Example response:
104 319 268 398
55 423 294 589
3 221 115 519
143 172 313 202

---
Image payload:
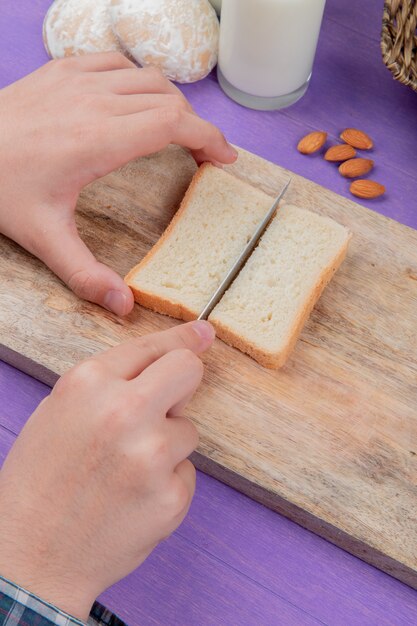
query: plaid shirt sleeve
0 575 127 626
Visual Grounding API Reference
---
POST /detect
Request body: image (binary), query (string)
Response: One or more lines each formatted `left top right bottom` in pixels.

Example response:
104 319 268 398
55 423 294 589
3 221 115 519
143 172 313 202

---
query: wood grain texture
2 412 417 626
1 0 417 622
0 145 416 589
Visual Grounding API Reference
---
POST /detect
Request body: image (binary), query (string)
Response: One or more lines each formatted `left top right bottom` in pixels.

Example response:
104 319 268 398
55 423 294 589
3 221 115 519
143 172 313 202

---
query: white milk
218 0 326 109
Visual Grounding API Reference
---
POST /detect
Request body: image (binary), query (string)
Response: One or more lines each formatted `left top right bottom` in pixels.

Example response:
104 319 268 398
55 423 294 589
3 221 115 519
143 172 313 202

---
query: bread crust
128 285 198 322
125 163 213 320
126 163 352 369
210 237 351 369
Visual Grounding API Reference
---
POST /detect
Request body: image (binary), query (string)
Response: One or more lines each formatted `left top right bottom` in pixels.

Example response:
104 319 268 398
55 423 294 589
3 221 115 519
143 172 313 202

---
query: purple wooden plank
0 362 51 432
98 535 323 626
1 0 417 624
284 13 417 177
0 424 15 463
180 474 417 626
181 73 417 228
325 0 383 41
180 0 417 227
2 362 417 626
180 21 417 228
0 0 416 229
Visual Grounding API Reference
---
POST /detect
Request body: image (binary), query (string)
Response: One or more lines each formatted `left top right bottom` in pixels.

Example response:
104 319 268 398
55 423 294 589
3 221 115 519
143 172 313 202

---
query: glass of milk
217 0 326 110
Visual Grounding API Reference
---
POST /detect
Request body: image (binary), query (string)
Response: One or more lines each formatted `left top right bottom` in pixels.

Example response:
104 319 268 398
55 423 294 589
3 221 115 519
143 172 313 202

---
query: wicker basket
381 1 417 91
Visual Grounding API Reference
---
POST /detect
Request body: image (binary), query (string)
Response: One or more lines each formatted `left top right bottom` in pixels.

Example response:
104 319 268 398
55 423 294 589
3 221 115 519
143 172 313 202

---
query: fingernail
104 290 128 316
192 320 216 342
227 145 238 160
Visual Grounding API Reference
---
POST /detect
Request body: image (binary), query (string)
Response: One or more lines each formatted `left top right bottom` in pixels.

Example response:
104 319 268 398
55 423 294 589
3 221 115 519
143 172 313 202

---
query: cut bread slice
209 204 351 368
125 163 273 319
125 163 351 368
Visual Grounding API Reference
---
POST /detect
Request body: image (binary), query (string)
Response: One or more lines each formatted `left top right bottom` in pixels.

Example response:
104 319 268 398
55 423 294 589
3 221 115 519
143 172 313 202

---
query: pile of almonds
297 128 385 199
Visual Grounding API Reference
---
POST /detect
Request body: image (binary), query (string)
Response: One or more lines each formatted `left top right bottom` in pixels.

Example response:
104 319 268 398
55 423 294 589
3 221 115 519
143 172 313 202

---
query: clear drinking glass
217 0 326 110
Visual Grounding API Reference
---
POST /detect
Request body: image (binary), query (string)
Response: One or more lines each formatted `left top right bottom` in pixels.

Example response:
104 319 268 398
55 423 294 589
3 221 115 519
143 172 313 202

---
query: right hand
0 320 215 622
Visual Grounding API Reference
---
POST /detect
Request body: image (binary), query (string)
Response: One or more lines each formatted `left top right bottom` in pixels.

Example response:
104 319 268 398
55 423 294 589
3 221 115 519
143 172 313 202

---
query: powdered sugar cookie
43 0 122 58
110 0 219 83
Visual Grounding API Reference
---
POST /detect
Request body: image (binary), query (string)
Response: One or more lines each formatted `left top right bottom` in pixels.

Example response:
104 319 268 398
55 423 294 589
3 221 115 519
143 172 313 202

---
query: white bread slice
125 163 273 320
209 204 351 368
125 164 351 368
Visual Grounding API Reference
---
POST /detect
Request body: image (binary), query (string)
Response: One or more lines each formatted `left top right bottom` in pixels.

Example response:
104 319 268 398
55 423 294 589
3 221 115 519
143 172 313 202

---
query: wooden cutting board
1 146 416 588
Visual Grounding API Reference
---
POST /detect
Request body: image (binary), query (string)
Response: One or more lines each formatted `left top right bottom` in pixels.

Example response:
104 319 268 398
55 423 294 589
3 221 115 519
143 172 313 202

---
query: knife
197 178 291 321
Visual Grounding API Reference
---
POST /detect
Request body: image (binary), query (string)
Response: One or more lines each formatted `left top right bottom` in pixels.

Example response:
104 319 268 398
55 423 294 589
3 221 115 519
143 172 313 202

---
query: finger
173 459 197 515
92 321 215 379
168 391 195 418
133 349 204 416
34 217 134 316
63 51 136 73
102 108 238 170
165 416 199 467
191 149 232 167
162 460 196 535
107 93 193 117
97 66 183 96
175 459 196 496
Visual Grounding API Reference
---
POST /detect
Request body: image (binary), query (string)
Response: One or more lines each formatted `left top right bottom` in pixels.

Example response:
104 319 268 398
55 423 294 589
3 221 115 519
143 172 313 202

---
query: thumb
36 217 134 316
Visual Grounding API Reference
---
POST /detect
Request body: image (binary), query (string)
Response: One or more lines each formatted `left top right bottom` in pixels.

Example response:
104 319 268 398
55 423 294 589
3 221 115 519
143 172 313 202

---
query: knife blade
197 178 291 321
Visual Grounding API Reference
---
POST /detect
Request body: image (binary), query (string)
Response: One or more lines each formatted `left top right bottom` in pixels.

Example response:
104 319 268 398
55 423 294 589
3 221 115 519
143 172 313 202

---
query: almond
324 144 356 162
297 131 327 154
350 180 385 199
340 128 373 150
338 158 374 178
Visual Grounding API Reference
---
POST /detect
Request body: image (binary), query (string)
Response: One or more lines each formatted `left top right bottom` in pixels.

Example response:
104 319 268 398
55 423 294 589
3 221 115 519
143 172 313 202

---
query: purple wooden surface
2 364 417 626
180 13 417 228
0 2 416 227
1 0 417 624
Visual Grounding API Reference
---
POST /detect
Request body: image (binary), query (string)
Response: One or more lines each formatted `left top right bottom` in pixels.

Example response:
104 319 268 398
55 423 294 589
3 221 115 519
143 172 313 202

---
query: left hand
0 53 237 315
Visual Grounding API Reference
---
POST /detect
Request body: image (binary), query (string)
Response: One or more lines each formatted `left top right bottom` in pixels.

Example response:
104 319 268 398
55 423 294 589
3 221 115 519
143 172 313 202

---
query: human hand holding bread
0 51 349 367
0 53 237 315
